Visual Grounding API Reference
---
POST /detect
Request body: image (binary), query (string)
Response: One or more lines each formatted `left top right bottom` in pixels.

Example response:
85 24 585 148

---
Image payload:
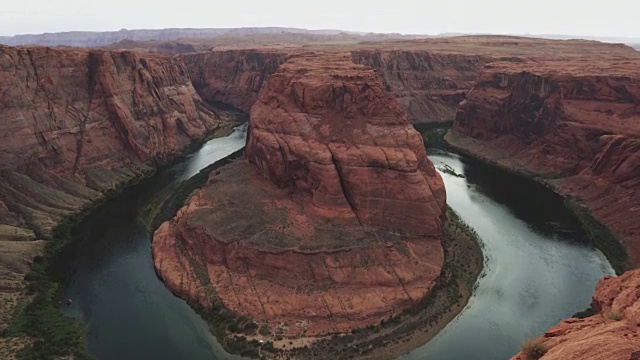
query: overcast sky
1 0 637 38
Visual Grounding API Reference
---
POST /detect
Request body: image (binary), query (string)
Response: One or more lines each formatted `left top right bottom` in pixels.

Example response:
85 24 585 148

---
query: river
54 127 613 360
55 125 249 360
401 149 613 359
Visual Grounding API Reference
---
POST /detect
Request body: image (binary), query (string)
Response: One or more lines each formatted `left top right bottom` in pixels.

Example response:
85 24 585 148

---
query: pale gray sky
1 0 637 37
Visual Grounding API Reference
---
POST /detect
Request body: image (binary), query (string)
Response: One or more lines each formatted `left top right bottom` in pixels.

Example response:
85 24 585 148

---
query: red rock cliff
510 269 640 360
351 50 489 123
179 37 636 125
180 49 287 112
449 58 640 268
153 52 446 336
180 47 488 124
0 45 223 236
0 45 226 331
246 52 446 233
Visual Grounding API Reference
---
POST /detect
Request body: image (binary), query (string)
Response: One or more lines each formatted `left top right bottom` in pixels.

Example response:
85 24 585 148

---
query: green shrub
4 211 93 359
605 309 622 321
521 338 548 359
572 307 596 319
564 198 627 274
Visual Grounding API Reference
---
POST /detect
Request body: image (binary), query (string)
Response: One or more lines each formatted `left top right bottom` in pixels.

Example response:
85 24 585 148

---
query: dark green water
55 125 248 360
400 149 613 360
54 129 613 360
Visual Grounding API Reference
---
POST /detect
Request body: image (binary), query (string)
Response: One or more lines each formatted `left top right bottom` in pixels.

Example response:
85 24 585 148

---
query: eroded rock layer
449 59 640 268
153 161 444 335
181 50 287 112
0 45 225 330
0 45 223 236
350 50 489 123
246 52 446 233
510 269 640 360
180 36 638 123
153 53 446 335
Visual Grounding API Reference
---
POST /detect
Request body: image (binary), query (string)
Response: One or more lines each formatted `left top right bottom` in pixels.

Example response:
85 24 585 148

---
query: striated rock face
153 52 446 335
450 59 640 267
510 269 640 360
246 52 446 233
0 44 225 331
181 48 489 124
0 45 224 235
180 50 287 112
351 50 489 123
178 37 637 125
153 161 444 335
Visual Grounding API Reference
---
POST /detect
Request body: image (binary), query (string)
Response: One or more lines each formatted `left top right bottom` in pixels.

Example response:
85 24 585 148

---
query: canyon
152 52 447 336
0 31 639 360
0 44 231 335
179 36 638 123
157 36 640 359
446 49 640 360
448 57 640 270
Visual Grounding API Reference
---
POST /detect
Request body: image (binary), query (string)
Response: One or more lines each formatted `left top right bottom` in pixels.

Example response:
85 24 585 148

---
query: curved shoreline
6 121 615 360
1 122 241 359
294 208 484 360
443 131 628 274
153 202 483 360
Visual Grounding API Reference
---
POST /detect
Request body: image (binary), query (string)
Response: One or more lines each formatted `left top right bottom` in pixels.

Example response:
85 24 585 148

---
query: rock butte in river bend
245 52 446 232
1 33 639 358
510 269 640 360
152 52 446 335
0 45 228 331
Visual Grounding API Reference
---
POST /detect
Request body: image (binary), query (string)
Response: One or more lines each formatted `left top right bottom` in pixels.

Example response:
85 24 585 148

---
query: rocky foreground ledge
153 53 448 340
511 269 640 360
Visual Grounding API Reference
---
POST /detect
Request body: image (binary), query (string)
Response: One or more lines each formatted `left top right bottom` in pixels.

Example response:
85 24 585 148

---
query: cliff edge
0 44 226 332
449 58 640 269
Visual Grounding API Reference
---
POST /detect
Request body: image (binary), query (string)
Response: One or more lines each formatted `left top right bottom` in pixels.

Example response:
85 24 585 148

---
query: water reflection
56 126 248 360
401 150 613 360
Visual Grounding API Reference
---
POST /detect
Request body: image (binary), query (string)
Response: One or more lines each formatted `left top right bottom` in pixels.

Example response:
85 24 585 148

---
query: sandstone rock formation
153 52 446 335
449 58 640 268
0 45 225 235
246 53 446 233
181 50 287 112
350 50 489 123
0 44 226 331
180 36 637 124
510 269 640 360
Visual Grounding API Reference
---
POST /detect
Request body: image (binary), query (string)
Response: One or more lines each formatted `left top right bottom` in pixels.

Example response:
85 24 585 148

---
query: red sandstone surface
0 45 225 236
246 52 446 233
181 50 287 112
179 36 637 124
153 52 446 335
511 269 640 360
0 44 226 331
153 161 444 335
449 58 640 268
